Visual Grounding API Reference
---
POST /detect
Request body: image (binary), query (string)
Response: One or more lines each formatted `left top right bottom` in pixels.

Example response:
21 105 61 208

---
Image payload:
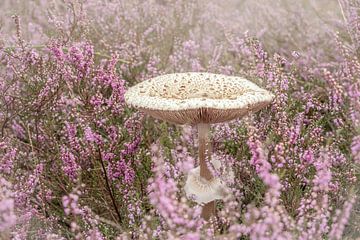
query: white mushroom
125 72 274 125
124 72 274 220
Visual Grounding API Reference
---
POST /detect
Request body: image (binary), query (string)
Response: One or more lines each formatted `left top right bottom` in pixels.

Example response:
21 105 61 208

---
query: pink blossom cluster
0 178 16 233
0 0 359 239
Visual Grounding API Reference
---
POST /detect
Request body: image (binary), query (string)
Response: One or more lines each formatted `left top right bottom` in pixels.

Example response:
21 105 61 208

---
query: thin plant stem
337 0 357 46
97 148 123 224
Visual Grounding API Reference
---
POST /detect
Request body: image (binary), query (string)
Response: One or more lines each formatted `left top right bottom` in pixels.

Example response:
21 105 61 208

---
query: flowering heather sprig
11 121 25 139
169 40 204 72
67 42 94 79
15 163 44 207
0 141 17 175
351 135 360 164
312 151 332 192
0 178 16 232
106 113 143 184
213 120 242 147
329 195 357 240
339 0 360 48
111 159 135 184
62 186 106 240
296 151 333 239
61 146 80 182
335 32 360 170
92 53 126 115
230 134 294 239
180 125 196 147
323 69 344 110
64 122 82 155
170 144 198 181
247 133 282 205
63 191 83 216
84 126 103 145
147 144 203 237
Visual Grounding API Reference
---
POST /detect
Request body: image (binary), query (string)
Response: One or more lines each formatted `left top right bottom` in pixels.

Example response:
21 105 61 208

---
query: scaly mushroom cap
184 158 234 204
125 72 274 124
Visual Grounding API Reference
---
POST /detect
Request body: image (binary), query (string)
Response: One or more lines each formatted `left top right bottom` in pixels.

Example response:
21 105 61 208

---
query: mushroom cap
184 158 234 204
125 72 274 124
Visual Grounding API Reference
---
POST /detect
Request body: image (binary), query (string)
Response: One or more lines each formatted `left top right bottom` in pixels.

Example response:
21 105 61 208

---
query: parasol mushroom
124 72 274 220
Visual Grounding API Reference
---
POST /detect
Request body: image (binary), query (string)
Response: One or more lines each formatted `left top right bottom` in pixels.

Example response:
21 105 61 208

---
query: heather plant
0 0 359 239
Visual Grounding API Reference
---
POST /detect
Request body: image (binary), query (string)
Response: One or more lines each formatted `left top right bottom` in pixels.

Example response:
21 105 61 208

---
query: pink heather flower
120 136 141 157
297 151 333 239
11 121 25 139
323 69 344 111
248 137 282 205
143 55 161 78
182 40 200 58
229 134 292 239
86 229 105 240
63 191 83 216
351 135 360 164
60 147 80 181
0 146 17 175
25 49 40 65
84 126 103 145
180 125 196 146
48 43 65 62
113 159 135 184
173 147 195 174
248 138 272 175
0 178 16 231
313 151 332 192
302 149 315 165
67 42 94 78
329 196 356 240
64 122 81 153
183 233 200 240
147 145 202 236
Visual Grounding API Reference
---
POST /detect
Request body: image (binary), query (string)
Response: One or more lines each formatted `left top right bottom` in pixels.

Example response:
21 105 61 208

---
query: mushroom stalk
198 123 212 180
198 123 215 219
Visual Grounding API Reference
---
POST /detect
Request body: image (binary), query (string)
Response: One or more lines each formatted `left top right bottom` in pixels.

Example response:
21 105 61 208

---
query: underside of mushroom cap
125 72 274 124
184 158 234 204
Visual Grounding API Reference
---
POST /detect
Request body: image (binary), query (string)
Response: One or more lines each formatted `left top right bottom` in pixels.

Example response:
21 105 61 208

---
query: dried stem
198 123 215 219
97 148 123 224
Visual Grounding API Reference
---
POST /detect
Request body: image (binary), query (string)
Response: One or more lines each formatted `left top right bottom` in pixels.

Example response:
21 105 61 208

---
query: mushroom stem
198 123 212 181
198 123 215 219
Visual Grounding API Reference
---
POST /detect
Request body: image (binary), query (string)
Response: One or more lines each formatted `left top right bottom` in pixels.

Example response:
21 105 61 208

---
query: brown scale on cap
125 72 274 125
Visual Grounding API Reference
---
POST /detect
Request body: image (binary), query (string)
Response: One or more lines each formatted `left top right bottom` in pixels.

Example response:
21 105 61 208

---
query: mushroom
125 72 274 220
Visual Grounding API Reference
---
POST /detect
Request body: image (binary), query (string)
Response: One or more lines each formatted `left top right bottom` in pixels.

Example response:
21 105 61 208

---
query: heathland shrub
0 0 359 239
